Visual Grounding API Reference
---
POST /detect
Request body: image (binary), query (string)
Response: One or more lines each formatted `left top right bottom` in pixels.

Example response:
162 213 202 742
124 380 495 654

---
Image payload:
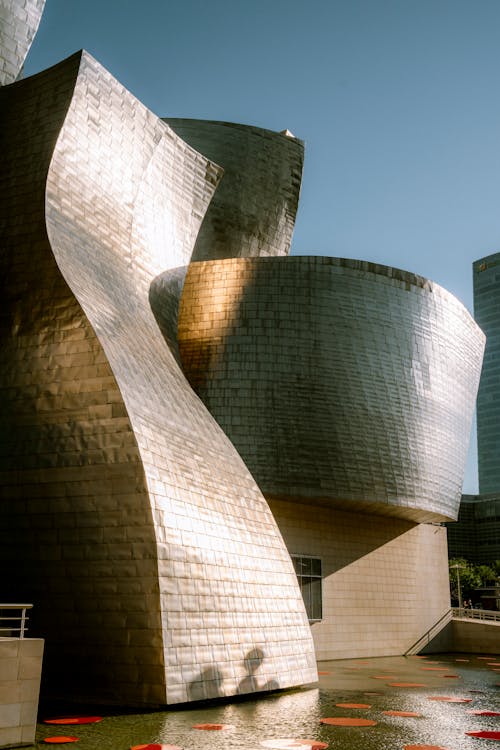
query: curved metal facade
179 256 485 523
0 52 316 705
165 119 303 261
0 0 45 85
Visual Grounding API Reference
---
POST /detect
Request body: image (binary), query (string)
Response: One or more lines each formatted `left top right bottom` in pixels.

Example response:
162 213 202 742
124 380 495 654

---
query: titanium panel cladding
179 256 484 523
0 0 45 84
165 119 303 260
0 51 316 705
474 252 500 494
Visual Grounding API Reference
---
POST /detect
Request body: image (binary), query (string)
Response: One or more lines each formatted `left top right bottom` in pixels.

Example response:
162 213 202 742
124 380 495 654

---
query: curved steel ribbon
0 51 317 705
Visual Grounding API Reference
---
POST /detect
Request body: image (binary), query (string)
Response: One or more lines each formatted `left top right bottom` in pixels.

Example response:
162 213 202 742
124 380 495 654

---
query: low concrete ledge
422 618 500 655
0 638 44 748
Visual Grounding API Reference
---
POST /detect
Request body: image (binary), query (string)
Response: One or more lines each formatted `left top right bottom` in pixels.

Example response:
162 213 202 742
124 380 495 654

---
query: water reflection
37 654 500 750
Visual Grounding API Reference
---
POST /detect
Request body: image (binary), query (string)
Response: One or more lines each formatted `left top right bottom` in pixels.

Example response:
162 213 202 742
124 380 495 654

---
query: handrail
0 603 33 638
452 607 500 622
404 609 453 655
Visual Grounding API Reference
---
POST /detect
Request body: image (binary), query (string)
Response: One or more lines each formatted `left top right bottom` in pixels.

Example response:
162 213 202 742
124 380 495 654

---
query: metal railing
405 608 453 655
0 604 33 638
452 607 500 622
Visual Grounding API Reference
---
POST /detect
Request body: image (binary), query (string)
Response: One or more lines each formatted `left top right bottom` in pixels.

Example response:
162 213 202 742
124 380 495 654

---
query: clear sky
25 0 500 493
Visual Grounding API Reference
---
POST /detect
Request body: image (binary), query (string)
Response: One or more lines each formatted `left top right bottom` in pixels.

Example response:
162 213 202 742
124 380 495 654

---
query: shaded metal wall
165 119 303 261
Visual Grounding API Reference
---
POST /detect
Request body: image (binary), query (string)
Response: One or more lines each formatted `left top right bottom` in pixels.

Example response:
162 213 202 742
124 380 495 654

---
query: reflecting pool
35 653 500 750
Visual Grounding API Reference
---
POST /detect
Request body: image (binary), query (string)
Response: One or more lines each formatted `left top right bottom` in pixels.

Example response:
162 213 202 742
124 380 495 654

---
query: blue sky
25 0 500 492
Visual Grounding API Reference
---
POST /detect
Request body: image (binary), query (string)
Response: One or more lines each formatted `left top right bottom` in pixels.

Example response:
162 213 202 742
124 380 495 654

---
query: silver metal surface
179 256 485 523
0 0 45 85
165 119 303 261
0 51 317 706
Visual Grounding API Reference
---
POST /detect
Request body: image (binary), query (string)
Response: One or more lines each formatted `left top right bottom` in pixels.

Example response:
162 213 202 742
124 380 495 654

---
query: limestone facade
0 638 43 748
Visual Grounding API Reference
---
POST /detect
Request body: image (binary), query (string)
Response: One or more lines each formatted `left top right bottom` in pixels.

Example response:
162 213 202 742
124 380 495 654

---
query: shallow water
35 653 500 750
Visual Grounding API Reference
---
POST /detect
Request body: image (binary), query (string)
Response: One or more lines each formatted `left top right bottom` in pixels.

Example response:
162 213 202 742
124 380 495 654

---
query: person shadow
188 666 224 701
238 647 280 694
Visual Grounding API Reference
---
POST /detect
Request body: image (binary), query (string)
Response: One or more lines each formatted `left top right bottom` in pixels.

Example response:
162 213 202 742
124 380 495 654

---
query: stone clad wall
268 499 450 659
0 639 43 749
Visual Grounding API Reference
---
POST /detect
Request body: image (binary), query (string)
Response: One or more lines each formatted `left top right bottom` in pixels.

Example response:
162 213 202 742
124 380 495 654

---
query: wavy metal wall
0 0 45 85
0 52 316 705
179 256 485 523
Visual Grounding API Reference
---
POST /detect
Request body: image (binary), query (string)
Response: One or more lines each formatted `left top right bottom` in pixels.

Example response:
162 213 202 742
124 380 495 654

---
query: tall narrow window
292 555 322 622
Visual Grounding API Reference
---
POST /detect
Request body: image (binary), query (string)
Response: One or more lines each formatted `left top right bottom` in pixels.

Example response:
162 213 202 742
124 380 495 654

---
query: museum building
0 0 485 707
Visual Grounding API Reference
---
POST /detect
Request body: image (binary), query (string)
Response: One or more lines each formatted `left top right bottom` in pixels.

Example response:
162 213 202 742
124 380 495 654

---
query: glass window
291 555 322 622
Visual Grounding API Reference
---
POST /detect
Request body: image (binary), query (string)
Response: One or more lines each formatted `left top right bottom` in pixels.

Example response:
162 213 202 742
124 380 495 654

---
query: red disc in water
192 724 226 730
468 711 500 716
44 738 79 744
466 731 500 739
428 696 472 702
131 745 182 750
300 742 328 750
44 718 102 725
320 717 377 726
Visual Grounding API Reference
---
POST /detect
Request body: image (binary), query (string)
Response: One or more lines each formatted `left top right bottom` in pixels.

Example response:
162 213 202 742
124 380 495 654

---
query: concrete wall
0 639 43 749
269 498 451 659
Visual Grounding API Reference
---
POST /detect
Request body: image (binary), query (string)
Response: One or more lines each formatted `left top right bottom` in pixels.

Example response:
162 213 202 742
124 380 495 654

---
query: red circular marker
383 710 422 717
192 723 227 730
317 671 330 675
466 731 500 739
428 696 472 702
442 674 460 678
468 711 500 716
131 745 182 750
260 741 327 749
335 703 371 709
320 717 377 726
44 738 79 744
44 717 102 725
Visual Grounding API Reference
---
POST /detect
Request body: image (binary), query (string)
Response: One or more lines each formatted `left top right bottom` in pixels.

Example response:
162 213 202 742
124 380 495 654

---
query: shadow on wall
188 648 280 701
267 497 417 578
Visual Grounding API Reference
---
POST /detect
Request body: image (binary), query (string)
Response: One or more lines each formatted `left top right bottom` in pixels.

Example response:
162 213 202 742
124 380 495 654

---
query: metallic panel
0 51 317 705
179 256 485 523
0 0 45 85
165 119 303 261
473 251 500 494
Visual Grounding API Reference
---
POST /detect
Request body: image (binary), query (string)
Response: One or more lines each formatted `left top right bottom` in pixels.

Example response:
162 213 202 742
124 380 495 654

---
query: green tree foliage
449 558 500 605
